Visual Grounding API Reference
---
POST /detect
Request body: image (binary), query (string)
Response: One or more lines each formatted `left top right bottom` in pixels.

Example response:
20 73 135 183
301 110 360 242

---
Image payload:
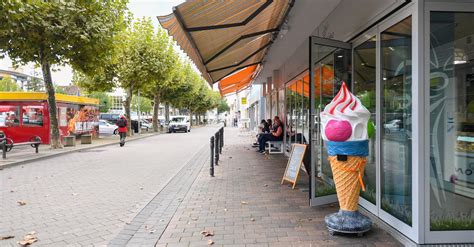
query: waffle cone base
328 156 366 211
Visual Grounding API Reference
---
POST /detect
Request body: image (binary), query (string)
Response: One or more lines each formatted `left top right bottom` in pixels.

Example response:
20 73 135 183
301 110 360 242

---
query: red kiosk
0 92 99 144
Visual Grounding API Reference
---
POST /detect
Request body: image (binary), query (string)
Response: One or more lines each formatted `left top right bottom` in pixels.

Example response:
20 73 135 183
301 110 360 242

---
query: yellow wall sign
241 97 247 105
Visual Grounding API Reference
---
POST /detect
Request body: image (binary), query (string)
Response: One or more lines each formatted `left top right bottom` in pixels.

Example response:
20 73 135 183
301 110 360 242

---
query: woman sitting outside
252 119 268 147
257 116 283 153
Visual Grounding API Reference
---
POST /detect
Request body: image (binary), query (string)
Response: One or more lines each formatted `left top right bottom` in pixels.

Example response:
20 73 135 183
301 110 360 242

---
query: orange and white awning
158 0 292 94
218 64 259 96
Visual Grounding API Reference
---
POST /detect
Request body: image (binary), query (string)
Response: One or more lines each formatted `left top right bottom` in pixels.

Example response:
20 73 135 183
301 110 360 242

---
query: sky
0 0 185 86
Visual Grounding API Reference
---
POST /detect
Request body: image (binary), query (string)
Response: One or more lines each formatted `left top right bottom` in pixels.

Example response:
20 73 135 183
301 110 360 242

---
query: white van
168 116 190 133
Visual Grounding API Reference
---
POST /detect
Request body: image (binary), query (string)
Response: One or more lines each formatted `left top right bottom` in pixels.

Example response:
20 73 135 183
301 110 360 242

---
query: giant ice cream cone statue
321 82 372 235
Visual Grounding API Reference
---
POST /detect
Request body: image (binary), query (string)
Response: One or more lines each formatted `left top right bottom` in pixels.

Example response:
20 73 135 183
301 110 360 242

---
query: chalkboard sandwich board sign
281 144 307 189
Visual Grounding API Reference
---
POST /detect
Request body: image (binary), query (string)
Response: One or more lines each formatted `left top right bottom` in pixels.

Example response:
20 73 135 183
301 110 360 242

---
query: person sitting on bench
265 119 272 133
252 119 268 147
257 116 283 153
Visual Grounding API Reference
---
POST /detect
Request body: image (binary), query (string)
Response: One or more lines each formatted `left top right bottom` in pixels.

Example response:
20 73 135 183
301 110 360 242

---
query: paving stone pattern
155 128 402 247
109 145 210 246
0 126 219 246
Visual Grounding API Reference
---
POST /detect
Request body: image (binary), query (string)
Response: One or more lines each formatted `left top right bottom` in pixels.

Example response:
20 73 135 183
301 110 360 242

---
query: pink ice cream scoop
325 119 352 142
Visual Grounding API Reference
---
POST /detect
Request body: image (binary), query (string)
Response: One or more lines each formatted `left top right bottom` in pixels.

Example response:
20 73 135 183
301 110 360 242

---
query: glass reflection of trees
381 16 412 226
354 36 377 205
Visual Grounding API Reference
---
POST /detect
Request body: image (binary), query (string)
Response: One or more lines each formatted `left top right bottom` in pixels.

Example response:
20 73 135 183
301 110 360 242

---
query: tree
0 1 128 148
132 95 152 114
26 70 44 91
54 84 65 94
217 98 229 113
88 92 111 113
143 27 178 132
0 77 21 91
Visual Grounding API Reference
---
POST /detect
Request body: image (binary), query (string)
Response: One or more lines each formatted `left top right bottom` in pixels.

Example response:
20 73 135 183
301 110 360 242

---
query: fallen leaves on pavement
17 231 37 246
17 201 26 206
200 230 214 237
0 235 14 240
240 201 247 205
250 218 255 222
207 239 214 245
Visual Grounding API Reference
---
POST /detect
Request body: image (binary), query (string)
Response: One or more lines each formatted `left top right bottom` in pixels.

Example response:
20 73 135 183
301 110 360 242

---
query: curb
0 132 161 170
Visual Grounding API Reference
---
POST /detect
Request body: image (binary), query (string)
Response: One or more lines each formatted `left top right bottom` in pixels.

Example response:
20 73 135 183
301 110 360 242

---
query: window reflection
354 36 377 205
0 106 20 127
381 16 412 225
22 106 44 127
429 12 474 231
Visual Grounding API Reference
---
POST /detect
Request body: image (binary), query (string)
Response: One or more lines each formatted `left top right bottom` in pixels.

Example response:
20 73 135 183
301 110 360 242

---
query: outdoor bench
265 141 284 154
0 135 41 159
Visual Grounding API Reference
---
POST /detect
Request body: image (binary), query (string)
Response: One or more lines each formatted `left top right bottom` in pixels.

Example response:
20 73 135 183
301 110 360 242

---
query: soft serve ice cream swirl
321 82 370 142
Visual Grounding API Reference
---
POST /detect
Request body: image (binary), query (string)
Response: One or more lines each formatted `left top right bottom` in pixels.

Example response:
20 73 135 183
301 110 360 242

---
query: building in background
0 69 44 91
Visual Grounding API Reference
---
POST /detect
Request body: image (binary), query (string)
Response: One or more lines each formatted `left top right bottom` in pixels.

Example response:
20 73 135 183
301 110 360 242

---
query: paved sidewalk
154 127 401 247
0 132 160 169
0 125 216 246
0 123 215 169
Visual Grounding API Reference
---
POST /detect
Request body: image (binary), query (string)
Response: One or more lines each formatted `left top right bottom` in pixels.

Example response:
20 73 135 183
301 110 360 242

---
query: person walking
116 115 128 147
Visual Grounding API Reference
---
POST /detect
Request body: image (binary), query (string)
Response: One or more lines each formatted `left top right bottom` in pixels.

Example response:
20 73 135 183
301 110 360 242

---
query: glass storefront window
285 86 292 151
22 105 44 127
296 80 304 144
302 76 310 145
317 55 337 197
381 16 412 225
429 11 474 231
354 36 377 205
0 105 20 127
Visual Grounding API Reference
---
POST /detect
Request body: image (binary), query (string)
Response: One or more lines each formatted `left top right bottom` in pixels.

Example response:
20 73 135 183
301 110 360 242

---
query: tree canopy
0 1 129 148
0 77 21 91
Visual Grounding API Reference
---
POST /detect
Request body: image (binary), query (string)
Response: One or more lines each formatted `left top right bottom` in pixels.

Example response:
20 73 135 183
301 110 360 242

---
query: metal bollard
221 127 224 148
210 136 214 177
1 139 6 159
214 133 219 165
219 128 223 154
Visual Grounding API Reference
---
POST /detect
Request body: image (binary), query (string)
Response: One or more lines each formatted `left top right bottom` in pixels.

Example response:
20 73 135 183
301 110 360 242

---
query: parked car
384 119 402 133
99 120 118 135
168 116 190 133
140 119 151 131
99 113 120 124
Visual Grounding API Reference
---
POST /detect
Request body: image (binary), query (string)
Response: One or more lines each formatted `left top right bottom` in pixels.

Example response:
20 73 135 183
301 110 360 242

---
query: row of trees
73 17 223 132
0 2 226 148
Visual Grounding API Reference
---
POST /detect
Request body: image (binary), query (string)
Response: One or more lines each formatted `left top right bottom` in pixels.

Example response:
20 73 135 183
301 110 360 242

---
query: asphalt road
0 125 220 246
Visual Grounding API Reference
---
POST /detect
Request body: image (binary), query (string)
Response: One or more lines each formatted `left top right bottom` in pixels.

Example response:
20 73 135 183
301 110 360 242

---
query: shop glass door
425 4 474 243
309 36 352 205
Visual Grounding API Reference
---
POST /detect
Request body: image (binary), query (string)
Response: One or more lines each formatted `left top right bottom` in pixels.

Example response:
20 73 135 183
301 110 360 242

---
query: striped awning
158 0 292 90
218 64 259 96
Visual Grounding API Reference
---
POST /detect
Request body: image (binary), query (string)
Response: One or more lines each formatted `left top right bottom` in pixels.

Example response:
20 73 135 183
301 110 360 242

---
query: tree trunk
152 93 160 132
165 103 170 123
124 86 133 136
189 111 193 127
41 61 62 149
